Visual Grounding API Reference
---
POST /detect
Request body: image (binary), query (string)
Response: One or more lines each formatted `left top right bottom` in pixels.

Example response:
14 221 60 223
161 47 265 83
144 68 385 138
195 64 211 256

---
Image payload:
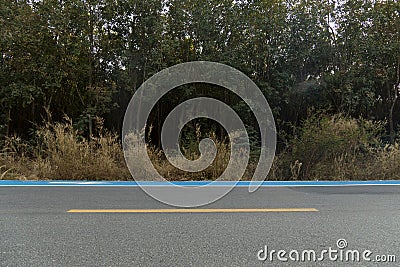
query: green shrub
286 114 384 180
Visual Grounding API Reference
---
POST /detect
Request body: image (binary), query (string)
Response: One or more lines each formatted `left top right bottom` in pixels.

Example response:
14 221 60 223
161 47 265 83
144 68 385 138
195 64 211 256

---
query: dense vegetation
1 0 400 180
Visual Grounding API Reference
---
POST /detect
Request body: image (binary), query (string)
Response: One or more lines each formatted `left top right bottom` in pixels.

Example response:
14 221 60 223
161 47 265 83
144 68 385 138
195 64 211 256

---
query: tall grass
1 114 400 181
0 118 130 180
124 130 234 181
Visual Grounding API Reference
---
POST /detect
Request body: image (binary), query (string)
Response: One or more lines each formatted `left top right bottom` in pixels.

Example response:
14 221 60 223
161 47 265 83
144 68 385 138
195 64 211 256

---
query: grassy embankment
1 114 400 181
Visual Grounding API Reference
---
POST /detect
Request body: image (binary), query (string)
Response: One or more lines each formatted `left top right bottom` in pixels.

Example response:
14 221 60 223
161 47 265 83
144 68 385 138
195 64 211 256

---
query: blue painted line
0 180 400 187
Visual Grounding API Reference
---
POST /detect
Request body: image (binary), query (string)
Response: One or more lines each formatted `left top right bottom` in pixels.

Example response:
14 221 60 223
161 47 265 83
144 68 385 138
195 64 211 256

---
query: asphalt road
1 185 399 266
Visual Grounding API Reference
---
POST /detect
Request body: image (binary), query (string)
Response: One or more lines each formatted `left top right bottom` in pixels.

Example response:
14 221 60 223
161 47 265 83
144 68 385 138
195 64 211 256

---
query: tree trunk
389 94 397 144
390 59 400 144
6 108 11 137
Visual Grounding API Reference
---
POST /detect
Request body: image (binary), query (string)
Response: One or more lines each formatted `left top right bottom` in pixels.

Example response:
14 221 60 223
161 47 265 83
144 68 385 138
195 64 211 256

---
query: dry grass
124 131 239 181
0 119 252 181
1 114 400 181
0 118 130 180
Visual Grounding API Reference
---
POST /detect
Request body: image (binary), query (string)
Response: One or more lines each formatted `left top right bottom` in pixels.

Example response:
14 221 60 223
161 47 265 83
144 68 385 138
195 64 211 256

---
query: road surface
0 182 399 266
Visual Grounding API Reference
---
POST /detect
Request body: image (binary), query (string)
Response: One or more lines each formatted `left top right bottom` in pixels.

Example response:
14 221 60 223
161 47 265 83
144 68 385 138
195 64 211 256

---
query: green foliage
2 0 399 137
1 0 116 138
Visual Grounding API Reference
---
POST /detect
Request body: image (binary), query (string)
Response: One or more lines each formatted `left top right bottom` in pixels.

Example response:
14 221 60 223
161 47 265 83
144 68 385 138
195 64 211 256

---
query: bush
284 114 384 180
